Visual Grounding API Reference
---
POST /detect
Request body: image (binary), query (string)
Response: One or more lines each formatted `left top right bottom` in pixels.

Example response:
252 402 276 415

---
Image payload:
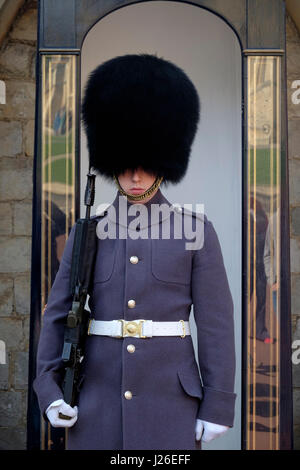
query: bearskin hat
81 53 200 185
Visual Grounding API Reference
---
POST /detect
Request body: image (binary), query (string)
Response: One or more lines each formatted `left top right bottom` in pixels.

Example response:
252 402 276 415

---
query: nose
132 167 142 181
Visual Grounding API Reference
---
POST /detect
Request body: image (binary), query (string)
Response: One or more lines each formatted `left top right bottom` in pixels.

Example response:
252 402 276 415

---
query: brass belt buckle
117 319 146 338
87 319 93 336
179 320 186 338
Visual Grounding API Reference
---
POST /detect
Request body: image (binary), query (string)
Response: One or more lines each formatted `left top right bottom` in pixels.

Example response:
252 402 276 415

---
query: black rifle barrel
59 172 98 415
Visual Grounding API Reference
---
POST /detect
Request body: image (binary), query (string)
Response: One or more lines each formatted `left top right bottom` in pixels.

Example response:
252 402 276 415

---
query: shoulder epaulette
172 204 206 223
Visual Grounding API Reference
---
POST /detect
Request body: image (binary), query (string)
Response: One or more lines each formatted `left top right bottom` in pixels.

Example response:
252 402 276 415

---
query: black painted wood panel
247 0 285 49
42 0 76 48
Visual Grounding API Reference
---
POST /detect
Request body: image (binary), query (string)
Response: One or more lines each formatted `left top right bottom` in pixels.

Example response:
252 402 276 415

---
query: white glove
46 399 78 428
195 419 229 442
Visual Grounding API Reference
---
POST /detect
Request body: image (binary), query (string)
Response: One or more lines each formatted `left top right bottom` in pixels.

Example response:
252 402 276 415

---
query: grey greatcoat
33 188 236 450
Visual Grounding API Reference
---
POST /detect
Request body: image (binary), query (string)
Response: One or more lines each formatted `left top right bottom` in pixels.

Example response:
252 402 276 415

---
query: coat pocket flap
151 239 192 285
93 240 116 283
177 370 203 400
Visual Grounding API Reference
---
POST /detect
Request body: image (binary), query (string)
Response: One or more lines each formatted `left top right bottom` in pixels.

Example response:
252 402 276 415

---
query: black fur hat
81 53 200 185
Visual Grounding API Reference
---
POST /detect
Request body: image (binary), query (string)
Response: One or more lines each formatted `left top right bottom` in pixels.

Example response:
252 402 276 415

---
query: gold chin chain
113 174 164 201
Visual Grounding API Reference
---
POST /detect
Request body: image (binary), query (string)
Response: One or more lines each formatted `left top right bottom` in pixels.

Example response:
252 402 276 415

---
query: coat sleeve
33 223 76 418
191 216 236 427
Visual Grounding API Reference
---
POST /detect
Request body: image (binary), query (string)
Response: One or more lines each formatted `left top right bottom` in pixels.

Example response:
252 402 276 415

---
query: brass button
124 390 133 400
127 344 135 353
130 256 139 264
128 299 136 308
126 323 137 334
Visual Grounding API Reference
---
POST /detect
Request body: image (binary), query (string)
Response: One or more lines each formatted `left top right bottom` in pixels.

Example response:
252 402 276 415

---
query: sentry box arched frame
27 0 292 450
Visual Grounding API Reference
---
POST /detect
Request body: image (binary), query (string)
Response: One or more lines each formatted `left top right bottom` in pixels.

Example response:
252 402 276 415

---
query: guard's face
117 167 158 203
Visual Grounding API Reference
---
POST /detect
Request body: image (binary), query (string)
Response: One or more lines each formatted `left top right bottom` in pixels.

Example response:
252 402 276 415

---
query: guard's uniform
33 187 236 450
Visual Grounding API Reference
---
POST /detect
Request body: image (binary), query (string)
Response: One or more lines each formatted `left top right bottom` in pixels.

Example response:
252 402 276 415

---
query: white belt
87 319 191 338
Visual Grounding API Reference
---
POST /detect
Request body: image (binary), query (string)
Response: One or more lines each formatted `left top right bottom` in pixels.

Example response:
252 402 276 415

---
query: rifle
58 173 98 419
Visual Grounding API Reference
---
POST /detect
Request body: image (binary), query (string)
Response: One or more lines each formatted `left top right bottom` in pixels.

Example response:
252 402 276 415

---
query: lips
130 188 144 193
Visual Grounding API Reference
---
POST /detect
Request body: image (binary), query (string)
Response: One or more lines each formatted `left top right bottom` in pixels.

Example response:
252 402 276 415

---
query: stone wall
0 0 299 451
0 0 37 450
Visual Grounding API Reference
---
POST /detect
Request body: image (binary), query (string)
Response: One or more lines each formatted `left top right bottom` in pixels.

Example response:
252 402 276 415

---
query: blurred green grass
249 148 280 186
44 135 74 184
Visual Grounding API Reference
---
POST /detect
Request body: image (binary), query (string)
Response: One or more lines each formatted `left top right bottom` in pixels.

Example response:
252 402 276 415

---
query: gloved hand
46 399 78 428
195 419 229 442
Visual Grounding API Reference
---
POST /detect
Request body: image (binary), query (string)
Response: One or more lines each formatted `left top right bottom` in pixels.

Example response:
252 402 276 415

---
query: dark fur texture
81 53 200 185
